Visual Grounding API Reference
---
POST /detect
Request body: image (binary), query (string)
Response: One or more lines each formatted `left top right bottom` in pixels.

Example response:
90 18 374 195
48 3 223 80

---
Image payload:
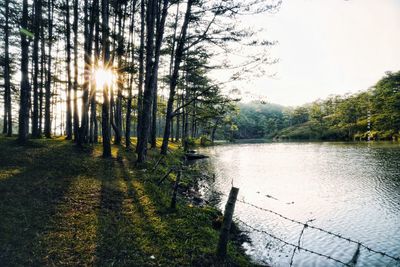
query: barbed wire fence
199 183 400 266
235 217 351 267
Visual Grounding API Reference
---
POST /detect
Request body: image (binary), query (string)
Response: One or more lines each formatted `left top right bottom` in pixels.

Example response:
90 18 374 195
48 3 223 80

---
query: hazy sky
227 0 400 106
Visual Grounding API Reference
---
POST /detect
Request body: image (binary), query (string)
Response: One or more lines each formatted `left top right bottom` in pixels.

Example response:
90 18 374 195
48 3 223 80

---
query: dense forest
232 71 400 141
0 0 279 160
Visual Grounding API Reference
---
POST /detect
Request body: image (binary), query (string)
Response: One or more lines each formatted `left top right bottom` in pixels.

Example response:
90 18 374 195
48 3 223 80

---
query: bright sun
94 67 114 88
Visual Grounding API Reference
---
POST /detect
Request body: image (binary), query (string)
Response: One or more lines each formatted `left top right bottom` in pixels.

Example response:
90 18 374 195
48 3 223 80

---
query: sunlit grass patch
0 167 24 181
38 176 102 265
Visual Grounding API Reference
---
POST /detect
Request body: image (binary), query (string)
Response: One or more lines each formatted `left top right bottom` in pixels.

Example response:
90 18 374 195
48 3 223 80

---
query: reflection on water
196 142 400 267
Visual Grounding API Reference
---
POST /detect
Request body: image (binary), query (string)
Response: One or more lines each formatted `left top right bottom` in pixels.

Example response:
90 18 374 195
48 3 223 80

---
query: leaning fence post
217 186 239 259
170 168 181 210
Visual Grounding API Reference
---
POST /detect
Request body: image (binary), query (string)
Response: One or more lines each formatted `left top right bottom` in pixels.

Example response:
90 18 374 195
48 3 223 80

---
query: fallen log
185 153 209 160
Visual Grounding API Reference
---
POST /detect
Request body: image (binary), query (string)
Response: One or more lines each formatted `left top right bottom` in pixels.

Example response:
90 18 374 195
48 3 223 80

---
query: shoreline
185 154 263 266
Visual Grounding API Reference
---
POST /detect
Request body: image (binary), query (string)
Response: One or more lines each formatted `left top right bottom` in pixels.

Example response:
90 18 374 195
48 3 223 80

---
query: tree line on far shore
231 71 400 141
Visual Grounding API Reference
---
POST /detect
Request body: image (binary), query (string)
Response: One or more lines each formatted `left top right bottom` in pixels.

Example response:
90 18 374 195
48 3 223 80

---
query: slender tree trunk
170 114 174 141
191 100 196 138
44 0 54 138
175 97 180 142
113 1 125 145
32 0 42 138
136 0 145 151
102 0 112 157
125 1 137 149
39 18 46 136
181 93 185 142
3 0 12 136
150 0 170 149
137 0 158 163
90 0 100 144
170 5 179 143
65 0 73 139
161 0 193 155
73 0 79 141
18 0 31 143
79 0 96 145
183 80 189 151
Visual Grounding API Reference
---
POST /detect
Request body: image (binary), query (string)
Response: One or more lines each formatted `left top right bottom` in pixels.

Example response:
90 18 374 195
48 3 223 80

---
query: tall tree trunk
183 80 189 151
150 0 170 149
175 96 180 142
136 0 145 152
79 0 96 145
137 0 157 163
44 0 54 138
90 0 100 144
18 0 31 143
181 93 185 143
39 18 46 136
3 0 12 136
170 5 179 143
161 0 193 155
113 1 126 145
32 0 42 138
102 0 112 157
73 0 79 141
191 100 196 138
125 0 137 149
65 0 73 140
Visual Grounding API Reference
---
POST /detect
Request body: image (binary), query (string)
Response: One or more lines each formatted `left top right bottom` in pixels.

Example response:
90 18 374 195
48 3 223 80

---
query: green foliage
232 101 288 139
199 135 212 146
234 71 400 141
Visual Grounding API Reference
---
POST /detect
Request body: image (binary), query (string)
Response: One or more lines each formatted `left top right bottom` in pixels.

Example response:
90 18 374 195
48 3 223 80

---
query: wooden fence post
170 168 181 210
217 186 239 259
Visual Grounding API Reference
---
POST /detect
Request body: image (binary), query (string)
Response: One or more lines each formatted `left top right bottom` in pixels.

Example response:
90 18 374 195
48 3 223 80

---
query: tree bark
161 0 193 155
125 0 137 149
32 0 42 138
136 0 157 163
78 0 96 145
3 0 12 136
136 0 145 152
90 0 100 144
102 0 112 157
18 0 31 143
39 15 46 136
65 0 73 139
73 0 79 141
150 0 170 149
114 1 126 145
44 0 54 138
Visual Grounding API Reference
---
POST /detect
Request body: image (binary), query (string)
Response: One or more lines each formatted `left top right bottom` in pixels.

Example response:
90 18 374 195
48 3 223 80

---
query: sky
222 0 400 106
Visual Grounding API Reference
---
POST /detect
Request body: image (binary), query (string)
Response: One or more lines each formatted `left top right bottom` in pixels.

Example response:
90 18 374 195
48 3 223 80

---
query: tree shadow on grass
94 151 170 266
0 139 98 266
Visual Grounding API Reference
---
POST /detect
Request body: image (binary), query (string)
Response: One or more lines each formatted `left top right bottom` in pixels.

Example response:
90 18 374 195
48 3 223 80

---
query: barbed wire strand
199 184 400 262
289 219 313 267
235 197 400 262
235 217 351 267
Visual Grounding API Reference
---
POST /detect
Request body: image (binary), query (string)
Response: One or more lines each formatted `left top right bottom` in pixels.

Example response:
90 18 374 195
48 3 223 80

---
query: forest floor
0 136 253 266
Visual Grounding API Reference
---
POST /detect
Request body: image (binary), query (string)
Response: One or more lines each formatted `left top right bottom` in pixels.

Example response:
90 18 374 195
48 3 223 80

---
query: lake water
196 142 400 267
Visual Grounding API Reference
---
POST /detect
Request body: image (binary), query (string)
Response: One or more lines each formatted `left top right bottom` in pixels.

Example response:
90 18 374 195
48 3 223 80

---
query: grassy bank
0 137 253 266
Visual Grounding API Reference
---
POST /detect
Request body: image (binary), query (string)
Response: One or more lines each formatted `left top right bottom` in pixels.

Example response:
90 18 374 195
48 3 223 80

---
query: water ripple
198 142 400 267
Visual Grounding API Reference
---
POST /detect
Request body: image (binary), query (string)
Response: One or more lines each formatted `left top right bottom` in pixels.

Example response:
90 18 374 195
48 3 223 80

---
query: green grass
0 136 253 266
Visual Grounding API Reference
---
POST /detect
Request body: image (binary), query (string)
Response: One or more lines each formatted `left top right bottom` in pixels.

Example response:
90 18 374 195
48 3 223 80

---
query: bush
199 135 212 146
